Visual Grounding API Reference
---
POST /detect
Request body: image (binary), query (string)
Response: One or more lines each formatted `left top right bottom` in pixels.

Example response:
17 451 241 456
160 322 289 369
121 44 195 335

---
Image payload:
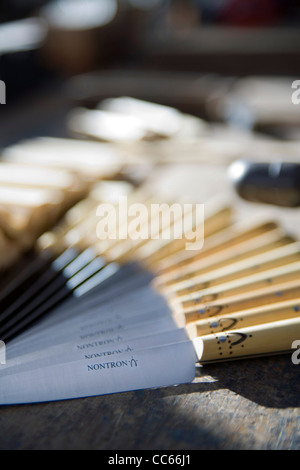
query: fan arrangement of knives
0 97 299 404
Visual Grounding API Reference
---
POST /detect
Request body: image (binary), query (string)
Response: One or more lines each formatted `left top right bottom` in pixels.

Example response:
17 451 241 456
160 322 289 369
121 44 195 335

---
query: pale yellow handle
166 241 300 297
155 229 290 289
136 205 232 268
175 261 300 310
193 317 300 364
187 298 300 337
177 278 300 325
156 219 279 274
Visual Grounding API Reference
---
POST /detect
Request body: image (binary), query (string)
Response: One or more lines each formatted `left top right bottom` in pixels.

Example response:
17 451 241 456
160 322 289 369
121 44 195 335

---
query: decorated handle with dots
177 278 300 325
186 298 300 337
193 317 300 364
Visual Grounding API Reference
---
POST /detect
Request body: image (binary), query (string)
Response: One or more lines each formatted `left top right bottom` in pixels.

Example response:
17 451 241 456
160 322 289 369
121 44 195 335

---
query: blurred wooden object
140 27 300 76
39 0 129 74
66 69 235 120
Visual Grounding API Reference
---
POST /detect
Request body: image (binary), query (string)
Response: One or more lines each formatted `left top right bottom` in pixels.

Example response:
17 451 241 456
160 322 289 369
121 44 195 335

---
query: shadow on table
164 354 300 409
0 354 298 450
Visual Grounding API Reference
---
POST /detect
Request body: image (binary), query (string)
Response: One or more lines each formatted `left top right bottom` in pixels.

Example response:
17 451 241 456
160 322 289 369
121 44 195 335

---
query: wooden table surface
0 165 298 451
0 84 299 451
0 353 298 450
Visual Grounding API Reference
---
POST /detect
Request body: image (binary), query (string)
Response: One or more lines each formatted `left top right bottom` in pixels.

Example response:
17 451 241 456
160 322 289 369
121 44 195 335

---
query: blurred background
1 0 300 147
